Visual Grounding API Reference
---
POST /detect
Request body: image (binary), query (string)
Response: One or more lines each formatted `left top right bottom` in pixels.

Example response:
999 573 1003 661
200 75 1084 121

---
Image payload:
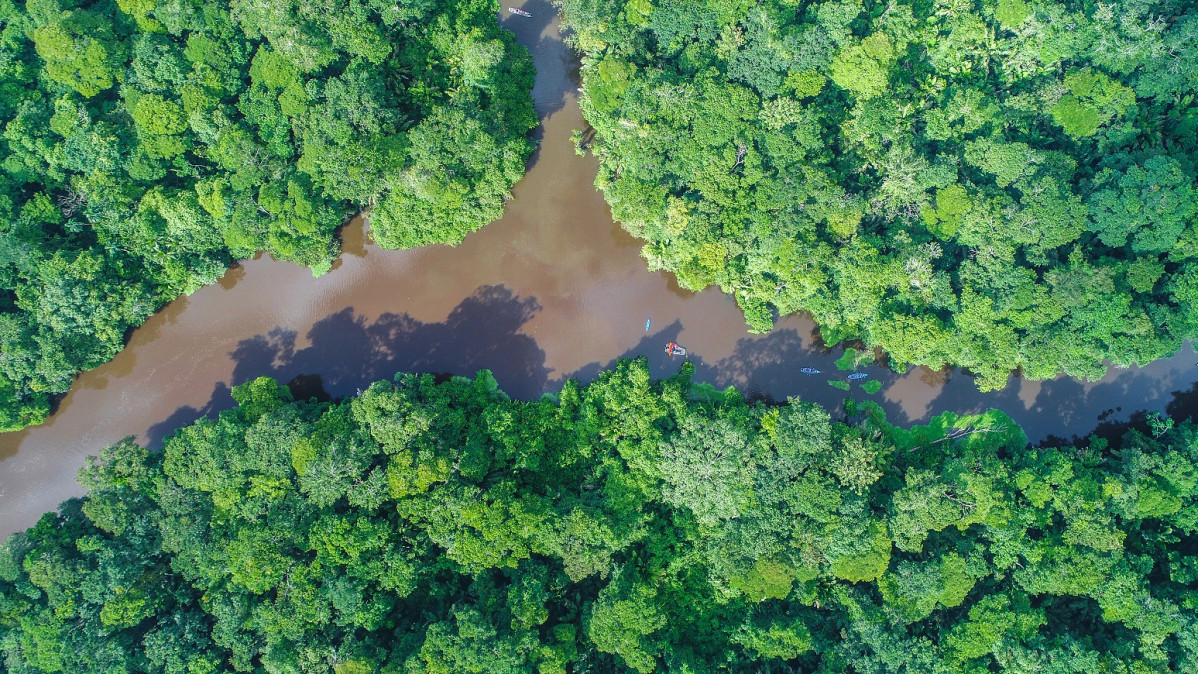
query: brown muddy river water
2 2 1197 537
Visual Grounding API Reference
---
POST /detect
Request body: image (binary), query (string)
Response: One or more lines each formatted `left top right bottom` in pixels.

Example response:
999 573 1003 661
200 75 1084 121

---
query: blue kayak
645 319 651 332
800 367 821 374
847 373 869 381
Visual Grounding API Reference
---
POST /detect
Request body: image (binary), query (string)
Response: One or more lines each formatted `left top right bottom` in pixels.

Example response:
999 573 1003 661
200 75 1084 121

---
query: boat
665 342 687 357
847 373 869 380
508 7 531 16
799 367 821 375
645 318 651 333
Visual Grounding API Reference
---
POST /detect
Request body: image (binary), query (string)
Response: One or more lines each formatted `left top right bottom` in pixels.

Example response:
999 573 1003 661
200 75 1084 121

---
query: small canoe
508 7 531 16
800 367 820 374
645 319 651 333
847 373 869 380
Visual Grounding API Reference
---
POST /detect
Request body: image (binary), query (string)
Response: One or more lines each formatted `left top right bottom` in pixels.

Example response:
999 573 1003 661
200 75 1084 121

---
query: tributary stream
2 1 1197 537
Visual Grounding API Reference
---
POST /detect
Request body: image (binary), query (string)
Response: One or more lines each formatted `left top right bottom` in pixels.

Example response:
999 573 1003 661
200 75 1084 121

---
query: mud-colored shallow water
2 1 1196 537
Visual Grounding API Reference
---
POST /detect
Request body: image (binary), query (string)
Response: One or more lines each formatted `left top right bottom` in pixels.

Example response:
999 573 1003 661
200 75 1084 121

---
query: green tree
562 0 1198 392
0 0 537 431
1 361 1196 671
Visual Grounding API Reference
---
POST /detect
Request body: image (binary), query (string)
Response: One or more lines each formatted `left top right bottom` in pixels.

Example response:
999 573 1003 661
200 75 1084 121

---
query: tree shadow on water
563 325 835 407
704 329 811 395
1035 377 1198 447
916 365 1182 446
563 324 911 420
501 0 579 171
146 286 551 446
144 382 232 449
706 329 898 419
1167 381 1198 420
234 284 549 396
504 0 573 120
563 320 687 387
1012 370 1180 444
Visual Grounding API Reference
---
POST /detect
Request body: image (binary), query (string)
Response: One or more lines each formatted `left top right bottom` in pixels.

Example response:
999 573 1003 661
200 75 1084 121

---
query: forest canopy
0 0 536 431
2 360 1197 672
560 0 1198 390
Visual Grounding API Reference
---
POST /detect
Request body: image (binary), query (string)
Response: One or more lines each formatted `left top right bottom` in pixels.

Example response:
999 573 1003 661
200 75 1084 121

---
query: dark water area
2 2 1196 537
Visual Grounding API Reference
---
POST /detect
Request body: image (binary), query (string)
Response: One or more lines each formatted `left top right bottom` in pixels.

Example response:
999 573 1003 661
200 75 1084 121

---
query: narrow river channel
2 0 1197 537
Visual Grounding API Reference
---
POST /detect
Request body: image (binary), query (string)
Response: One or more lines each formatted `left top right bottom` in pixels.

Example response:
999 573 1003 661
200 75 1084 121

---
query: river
2 1 1196 538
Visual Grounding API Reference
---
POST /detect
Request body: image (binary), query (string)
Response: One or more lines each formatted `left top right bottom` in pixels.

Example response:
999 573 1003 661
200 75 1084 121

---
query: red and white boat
665 342 687 357
508 7 531 17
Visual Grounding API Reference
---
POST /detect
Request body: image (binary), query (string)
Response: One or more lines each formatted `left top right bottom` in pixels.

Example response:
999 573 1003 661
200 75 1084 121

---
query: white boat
508 7 531 17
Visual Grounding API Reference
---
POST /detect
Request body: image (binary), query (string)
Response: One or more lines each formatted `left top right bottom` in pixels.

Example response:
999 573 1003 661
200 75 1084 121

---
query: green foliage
30 8 124 98
835 346 874 371
0 0 536 430
563 0 1198 392
1051 69 1135 139
994 0 1030 30
4 360 1195 671
860 379 882 394
830 33 896 100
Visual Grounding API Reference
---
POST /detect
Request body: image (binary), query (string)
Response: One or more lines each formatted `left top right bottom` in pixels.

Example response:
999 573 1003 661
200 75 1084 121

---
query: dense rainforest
0 0 536 431
560 0 1198 390
1 360 1196 672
